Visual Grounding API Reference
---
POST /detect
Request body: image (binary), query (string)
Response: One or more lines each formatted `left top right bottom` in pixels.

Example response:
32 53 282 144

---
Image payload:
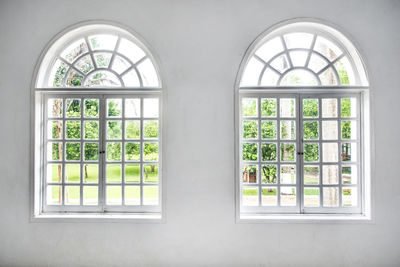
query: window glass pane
284 32 313 49
47 185 62 205
304 143 319 162
341 121 357 140
106 142 122 161
280 120 295 140
260 68 279 86
65 164 80 183
65 142 81 161
65 69 83 87
118 38 145 64
125 186 140 205
242 98 258 117
49 59 68 87
125 120 140 139
144 142 159 162
74 55 94 74
240 57 264 86
84 99 99 118
322 165 339 184
261 164 277 184
83 164 98 183
341 142 357 162
137 58 159 87
143 98 159 118
93 52 112 68
60 39 88 63
261 120 277 139
106 164 122 183
242 187 258 206
304 188 320 207
111 55 131 74
89 34 118 51
289 51 308 67
84 143 99 161
322 143 338 162
48 120 63 139
125 164 140 183
143 186 159 205
319 67 338 85
47 164 62 183
280 143 295 162
270 54 290 73
106 186 122 205
261 143 277 161
107 120 122 140
334 57 355 85
242 165 258 183
255 37 284 62
144 164 159 183
83 186 98 205
303 121 319 140
242 120 258 139
48 142 63 161
261 98 277 117
304 166 319 185
342 165 357 185
125 98 141 118
122 69 140 87
48 98 63 118
314 36 342 62
65 186 80 205
85 71 121 87
322 121 338 140
280 98 295 118
144 120 159 139
84 121 99 140
321 98 337 118
323 187 339 207
341 98 357 118
302 99 319 118
66 99 81 118
280 187 296 206
107 99 122 118
280 165 296 184
125 142 140 161
242 143 258 161
65 121 81 139
342 188 357 207
262 187 277 206
308 53 328 73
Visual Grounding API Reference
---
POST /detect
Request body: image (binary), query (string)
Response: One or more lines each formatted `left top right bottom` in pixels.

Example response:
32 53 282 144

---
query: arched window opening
33 22 163 218
236 20 370 220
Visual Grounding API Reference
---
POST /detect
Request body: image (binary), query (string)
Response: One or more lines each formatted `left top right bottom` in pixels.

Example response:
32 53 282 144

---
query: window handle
99 150 105 154
297 152 304 155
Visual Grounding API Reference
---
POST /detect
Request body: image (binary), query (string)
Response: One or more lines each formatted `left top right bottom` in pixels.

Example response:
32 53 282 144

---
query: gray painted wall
0 0 399 266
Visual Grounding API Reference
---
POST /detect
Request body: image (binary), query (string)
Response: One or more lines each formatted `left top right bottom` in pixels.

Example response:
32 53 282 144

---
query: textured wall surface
0 0 399 266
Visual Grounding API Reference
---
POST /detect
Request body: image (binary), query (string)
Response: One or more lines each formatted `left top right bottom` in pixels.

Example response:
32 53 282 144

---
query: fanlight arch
35 23 161 88
239 21 369 87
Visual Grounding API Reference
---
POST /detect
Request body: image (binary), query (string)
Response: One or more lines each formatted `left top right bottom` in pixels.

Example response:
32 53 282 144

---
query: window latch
297 152 304 155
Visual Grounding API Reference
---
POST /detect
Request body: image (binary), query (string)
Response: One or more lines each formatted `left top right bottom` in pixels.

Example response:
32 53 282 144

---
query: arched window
32 22 163 219
236 20 371 220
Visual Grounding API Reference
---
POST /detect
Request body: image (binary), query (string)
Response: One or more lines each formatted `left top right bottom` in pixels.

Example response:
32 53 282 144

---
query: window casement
236 20 371 221
32 22 163 219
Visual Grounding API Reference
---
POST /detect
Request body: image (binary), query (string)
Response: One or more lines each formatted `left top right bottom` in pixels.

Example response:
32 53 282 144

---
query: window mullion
99 96 107 212
298 94 304 214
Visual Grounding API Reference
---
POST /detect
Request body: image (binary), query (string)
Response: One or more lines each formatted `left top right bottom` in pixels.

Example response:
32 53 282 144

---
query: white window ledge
31 213 163 223
238 213 372 223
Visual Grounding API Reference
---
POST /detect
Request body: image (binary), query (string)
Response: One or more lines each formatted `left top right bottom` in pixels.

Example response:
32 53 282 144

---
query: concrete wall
0 0 399 266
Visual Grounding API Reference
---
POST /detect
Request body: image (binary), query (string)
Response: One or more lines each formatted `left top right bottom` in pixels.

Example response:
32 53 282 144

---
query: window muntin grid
240 32 362 87
44 33 160 88
239 93 361 214
43 94 161 212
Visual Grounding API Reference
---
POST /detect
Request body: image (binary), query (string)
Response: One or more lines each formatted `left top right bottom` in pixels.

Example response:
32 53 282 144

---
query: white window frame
31 21 165 221
235 19 372 222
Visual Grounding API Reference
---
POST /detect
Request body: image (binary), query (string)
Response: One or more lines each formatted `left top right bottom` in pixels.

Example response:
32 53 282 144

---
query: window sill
31 212 163 223
238 213 372 223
